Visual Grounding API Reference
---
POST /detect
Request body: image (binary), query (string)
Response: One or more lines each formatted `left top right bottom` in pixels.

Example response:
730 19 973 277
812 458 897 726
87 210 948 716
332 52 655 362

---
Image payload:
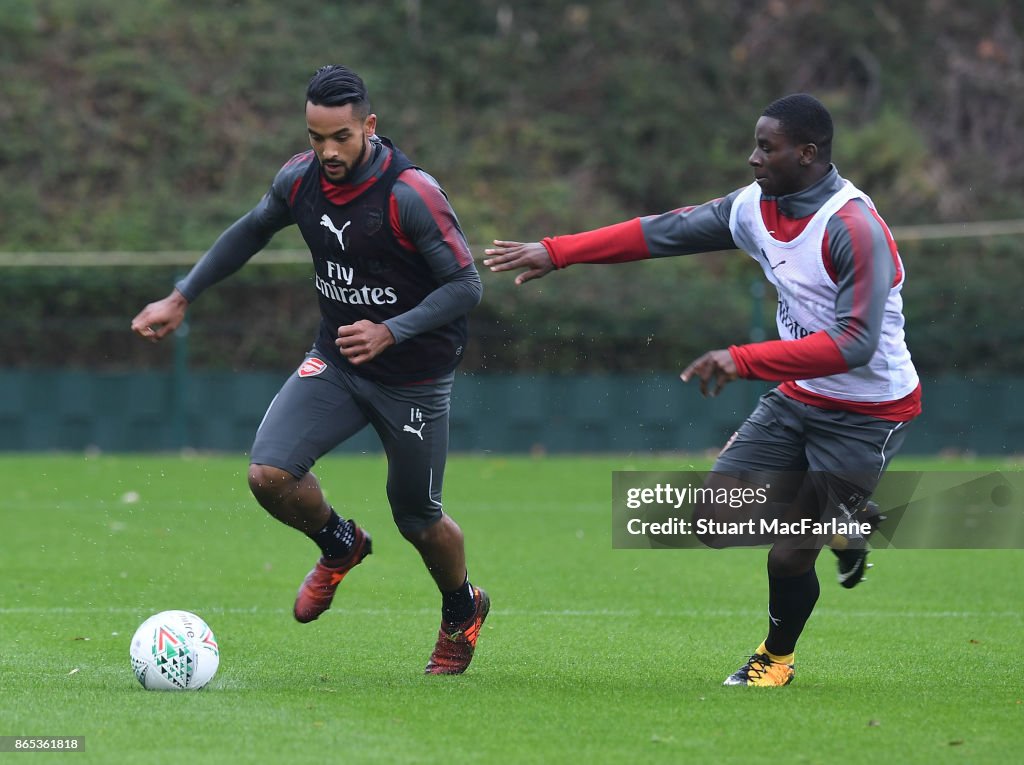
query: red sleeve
541 218 650 268
729 331 849 381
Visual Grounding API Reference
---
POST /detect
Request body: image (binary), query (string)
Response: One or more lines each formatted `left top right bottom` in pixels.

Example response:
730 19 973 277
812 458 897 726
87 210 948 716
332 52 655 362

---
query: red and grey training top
176 136 481 384
541 166 921 421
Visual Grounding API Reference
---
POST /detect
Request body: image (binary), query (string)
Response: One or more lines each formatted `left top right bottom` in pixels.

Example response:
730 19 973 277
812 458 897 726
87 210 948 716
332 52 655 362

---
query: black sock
309 510 355 562
441 576 475 627
765 567 820 657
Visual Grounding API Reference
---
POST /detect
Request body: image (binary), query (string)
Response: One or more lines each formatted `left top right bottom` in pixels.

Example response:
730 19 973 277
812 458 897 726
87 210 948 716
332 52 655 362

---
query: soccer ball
129 610 220 690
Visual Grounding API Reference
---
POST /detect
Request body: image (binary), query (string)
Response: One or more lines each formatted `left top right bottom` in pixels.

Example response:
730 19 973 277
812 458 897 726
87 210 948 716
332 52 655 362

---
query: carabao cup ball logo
130 610 220 690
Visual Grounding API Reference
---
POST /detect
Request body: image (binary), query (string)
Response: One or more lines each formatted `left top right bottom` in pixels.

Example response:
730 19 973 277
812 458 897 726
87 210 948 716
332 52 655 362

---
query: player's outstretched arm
131 289 189 343
483 241 554 285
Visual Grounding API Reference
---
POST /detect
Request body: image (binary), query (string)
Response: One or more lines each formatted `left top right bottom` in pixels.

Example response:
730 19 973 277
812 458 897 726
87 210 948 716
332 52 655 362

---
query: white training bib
728 180 918 402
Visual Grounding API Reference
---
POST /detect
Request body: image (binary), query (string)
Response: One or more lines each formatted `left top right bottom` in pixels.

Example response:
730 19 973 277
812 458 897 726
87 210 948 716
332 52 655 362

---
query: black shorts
713 388 910 516
250 351 453 533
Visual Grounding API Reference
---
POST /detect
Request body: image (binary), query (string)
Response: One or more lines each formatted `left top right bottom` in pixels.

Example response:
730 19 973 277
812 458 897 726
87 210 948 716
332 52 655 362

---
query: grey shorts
250 351 453 533
712 388 910 516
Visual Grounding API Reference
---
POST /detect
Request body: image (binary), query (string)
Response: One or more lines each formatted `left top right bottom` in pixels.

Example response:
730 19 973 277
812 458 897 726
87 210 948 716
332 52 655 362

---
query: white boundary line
0 606 1018 619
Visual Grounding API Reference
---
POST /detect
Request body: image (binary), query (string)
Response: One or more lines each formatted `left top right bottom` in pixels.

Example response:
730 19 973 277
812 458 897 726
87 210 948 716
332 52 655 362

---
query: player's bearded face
320 136 367 183
306 101 376 184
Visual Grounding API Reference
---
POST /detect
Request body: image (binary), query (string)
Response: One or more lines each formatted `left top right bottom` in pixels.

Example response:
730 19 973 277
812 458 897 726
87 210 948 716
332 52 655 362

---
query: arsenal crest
297 357 327 378
363 206 384 235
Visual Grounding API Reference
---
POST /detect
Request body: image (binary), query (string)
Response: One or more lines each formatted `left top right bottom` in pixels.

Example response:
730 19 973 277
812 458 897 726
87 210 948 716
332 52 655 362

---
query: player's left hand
336 320 395 365
483 241 554 285
681 349 739 397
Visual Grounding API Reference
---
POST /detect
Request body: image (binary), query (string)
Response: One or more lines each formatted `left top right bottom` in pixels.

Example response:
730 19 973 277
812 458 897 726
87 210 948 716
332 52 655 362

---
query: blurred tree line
1 0 1022 374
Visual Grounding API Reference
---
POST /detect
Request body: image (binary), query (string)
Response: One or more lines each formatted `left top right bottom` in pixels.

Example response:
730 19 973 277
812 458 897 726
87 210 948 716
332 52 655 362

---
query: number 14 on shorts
403 408 426 440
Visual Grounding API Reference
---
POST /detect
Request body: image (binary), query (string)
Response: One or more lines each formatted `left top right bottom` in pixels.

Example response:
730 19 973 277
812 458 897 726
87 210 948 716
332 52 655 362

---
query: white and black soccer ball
129 610 219 690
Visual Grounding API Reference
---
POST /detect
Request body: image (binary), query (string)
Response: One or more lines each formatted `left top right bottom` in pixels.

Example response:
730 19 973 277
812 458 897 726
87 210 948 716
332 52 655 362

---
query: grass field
1 453 1022 764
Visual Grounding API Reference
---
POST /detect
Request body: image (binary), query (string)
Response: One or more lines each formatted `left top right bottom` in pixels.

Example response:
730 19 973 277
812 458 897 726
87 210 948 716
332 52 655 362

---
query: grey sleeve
382 170 482 343
175 164 297 302
383 264 483 344
391 169 475 277
824 199 897 368
639 190 741 257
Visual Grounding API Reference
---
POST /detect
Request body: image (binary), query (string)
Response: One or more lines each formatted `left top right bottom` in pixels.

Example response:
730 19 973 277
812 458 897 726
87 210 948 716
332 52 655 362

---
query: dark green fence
0 370 1017 456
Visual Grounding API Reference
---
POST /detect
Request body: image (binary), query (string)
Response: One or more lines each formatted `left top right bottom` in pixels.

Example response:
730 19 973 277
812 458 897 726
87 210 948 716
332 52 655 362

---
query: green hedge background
2 1 1022 374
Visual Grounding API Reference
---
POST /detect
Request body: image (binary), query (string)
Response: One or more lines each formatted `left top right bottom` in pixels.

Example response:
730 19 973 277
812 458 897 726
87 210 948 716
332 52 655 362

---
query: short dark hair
763 93 833 162
306 64 371 116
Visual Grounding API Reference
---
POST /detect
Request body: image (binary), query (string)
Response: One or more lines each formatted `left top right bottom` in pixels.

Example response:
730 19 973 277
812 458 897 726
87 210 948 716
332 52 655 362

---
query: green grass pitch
1 454 1022 764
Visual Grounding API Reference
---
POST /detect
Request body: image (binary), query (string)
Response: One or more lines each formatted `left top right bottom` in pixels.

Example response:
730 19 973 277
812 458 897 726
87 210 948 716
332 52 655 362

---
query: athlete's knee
393 504 446 540
690 479 743 549
691 500 731 549
768 545 819 578
386 478 443 536
247 463 300 506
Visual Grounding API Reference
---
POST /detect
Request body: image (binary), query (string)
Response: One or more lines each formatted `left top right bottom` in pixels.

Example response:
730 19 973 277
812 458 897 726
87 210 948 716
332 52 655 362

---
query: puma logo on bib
320 215 351 250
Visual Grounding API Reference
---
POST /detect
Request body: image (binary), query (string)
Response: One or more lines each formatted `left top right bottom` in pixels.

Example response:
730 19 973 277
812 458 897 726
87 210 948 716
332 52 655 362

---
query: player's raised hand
483 240 554 285
681 349 738 398
131 290 189 343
